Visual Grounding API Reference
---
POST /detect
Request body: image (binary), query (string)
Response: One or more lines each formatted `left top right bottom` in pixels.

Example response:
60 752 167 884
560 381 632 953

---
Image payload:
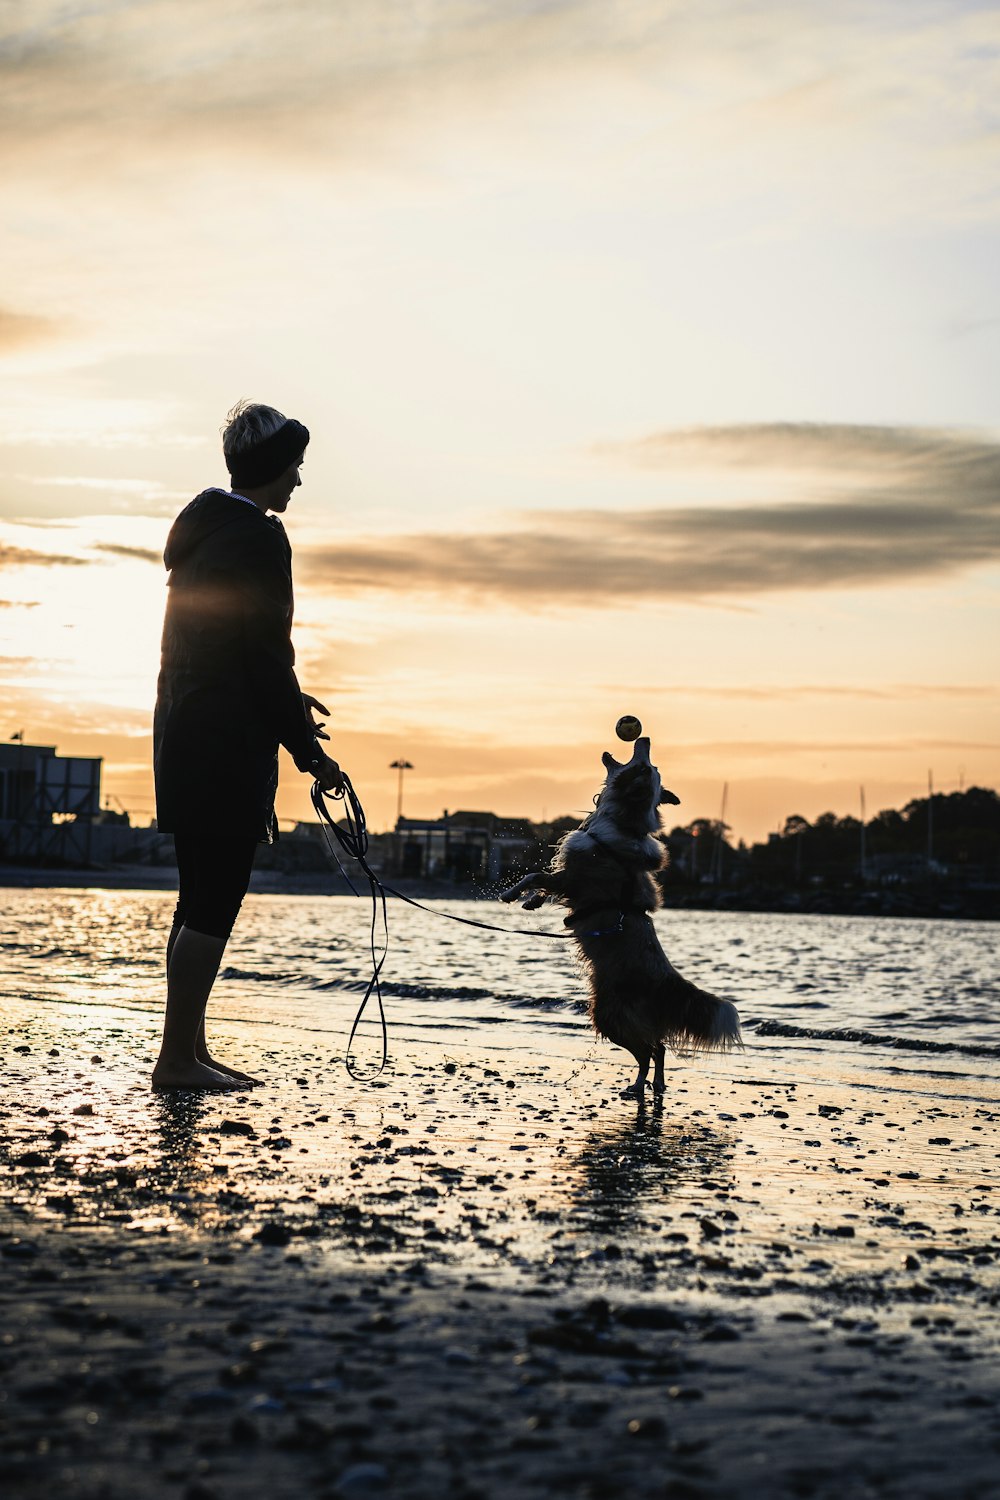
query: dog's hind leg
651 1042 666 1096
620 1044 652 1100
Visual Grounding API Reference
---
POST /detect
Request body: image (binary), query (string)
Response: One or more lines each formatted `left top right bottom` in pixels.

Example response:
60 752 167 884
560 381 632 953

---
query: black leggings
171 824 259 941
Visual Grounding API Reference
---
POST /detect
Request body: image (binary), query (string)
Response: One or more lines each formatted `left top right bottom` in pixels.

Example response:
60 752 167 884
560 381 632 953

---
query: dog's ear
659 787 681 805
602 751 623 773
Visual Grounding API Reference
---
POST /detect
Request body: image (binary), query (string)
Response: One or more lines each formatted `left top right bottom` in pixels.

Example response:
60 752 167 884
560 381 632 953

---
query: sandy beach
3 968 999 1500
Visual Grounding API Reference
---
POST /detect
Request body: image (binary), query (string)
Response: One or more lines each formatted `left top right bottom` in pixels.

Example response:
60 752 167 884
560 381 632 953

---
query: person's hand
313 752 344 794
302 692 330 741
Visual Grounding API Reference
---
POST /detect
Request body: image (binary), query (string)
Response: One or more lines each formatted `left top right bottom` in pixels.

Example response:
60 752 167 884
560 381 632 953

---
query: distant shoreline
0 862 995 919
0 864 480 902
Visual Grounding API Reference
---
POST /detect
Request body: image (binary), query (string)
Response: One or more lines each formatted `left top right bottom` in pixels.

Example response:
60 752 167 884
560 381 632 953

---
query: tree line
525 786 1000 889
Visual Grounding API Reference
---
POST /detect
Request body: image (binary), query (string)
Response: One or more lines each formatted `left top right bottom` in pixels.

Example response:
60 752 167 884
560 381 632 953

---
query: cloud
0 542 87 568
298 424 1000 607
601 683 1000 702
594 422 994 474
658 737 1000 758
95 542 160 563
0 306 64 350
0 1 631 171
4 0 998 219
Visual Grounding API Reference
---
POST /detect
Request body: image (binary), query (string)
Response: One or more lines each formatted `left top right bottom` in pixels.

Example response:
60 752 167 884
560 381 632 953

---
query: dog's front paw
522 892 547 911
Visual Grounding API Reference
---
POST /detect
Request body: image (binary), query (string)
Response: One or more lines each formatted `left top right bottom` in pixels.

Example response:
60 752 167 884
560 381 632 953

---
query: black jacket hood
163 489 263 572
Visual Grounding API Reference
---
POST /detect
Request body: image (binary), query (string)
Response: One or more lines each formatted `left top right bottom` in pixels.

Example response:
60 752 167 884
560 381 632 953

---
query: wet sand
2 994 999 1499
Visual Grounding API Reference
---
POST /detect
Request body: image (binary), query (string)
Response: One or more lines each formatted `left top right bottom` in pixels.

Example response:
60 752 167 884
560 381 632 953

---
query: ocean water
3 886 998 1101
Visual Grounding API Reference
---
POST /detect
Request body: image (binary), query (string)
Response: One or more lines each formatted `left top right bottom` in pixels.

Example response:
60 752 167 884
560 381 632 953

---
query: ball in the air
615 715 642 741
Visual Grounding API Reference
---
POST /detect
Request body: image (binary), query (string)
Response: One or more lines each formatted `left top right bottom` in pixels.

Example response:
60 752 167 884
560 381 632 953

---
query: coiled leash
310 775 390 1080
310 774 605 1079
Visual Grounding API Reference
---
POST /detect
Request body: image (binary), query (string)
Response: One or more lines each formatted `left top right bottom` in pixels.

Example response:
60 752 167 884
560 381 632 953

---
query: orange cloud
0 543 86 568
95 543 160 563
298 424 1000 606
0 307 64 350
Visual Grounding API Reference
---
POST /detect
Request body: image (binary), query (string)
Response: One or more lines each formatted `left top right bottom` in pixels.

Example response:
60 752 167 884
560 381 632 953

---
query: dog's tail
663 976 743 1056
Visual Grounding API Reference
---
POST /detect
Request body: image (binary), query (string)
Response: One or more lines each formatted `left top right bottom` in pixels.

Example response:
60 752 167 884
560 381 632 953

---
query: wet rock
71 1103 94 1116
254 1221 292 1246
2 1239 38 1260
627 1415 667 1438
220 1119 256 1137
699 1218 723 1240
616 1304 685 1331
701 1321 742 1342
529 1323 640 1357
245 1394 285 1414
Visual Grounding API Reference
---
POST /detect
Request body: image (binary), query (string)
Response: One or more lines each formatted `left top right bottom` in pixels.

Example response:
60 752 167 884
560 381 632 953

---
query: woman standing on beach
151 401 343 1091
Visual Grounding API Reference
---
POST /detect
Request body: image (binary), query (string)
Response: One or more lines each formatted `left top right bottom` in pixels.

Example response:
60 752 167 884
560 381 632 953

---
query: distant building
0 741 161 868
392 809 536 882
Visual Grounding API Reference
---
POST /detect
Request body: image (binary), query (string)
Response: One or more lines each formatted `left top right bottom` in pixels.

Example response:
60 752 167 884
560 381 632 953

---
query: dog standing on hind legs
501 736 742 1098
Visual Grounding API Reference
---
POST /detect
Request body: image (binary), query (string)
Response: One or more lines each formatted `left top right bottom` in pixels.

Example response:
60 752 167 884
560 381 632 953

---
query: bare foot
198 1054 263 1087
151 1059 245 1091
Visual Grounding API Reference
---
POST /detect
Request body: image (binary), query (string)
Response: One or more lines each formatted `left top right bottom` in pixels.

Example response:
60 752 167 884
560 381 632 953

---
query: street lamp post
389 758 414 827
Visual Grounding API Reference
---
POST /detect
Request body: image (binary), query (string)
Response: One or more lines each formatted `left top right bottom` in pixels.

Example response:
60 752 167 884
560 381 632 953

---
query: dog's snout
630 736 651 762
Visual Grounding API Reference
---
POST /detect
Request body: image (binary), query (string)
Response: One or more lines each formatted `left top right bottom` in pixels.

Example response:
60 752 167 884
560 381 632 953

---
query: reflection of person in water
151 402 343 1092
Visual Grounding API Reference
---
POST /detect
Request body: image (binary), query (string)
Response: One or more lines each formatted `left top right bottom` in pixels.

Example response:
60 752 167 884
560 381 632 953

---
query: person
151 401 343 1090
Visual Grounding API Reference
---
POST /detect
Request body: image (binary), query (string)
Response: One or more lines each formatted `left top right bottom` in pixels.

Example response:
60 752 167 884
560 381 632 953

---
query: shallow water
2 886 998 1099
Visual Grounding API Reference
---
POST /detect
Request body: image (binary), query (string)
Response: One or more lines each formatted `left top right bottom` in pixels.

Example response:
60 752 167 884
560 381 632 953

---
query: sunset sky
1 0 998 842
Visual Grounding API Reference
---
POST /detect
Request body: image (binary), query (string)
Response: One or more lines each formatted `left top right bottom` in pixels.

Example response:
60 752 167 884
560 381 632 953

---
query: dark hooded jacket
153 490 318 841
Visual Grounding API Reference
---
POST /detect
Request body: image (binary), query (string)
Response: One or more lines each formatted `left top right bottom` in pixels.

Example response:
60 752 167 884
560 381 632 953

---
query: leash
311 778 580 939
310 776 631 1080
311 776 390 1080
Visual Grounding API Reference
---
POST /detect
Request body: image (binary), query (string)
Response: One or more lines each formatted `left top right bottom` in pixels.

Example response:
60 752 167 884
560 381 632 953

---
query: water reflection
146 1090 213 1191
562 1098 735 1234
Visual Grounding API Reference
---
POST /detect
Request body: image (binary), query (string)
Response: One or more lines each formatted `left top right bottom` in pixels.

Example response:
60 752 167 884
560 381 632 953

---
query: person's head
222 400 309 514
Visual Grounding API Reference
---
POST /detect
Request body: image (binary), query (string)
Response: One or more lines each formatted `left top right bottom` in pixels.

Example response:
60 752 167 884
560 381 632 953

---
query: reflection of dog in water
568 1103 733 1232
502 736 741 1098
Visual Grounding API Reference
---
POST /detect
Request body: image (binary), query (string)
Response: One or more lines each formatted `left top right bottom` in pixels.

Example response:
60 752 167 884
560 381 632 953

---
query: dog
501 736 741 1097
